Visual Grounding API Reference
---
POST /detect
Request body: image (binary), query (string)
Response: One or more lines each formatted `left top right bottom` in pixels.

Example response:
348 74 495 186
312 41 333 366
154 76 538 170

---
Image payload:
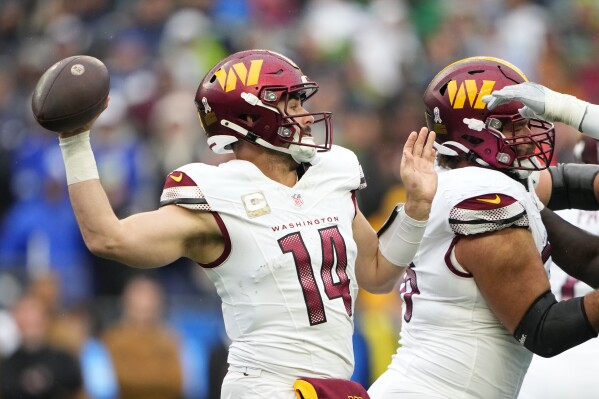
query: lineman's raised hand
401 127 437 221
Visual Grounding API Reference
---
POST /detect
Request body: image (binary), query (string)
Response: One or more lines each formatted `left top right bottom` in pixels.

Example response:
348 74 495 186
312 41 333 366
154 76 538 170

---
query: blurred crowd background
0 0 597 398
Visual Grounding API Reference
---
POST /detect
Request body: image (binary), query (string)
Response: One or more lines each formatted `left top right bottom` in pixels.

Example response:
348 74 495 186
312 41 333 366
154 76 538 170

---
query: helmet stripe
434 56 530 83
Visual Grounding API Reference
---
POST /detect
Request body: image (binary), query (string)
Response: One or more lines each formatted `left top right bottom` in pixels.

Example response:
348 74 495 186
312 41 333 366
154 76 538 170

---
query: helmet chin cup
290 144 317 163
289 133 317 163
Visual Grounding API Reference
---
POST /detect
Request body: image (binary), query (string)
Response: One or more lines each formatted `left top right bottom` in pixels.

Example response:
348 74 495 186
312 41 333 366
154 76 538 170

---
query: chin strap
433 141 458 156
433 141 490 168
241 92 279 113
221 119 316 163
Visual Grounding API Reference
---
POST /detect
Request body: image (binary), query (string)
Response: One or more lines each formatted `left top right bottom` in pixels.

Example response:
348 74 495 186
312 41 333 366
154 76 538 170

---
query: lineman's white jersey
160 145 365 382
371 167 551 399
519 209 599 399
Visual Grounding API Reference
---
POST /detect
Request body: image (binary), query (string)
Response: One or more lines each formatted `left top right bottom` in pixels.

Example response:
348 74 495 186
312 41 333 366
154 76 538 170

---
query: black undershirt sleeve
541 208 599 288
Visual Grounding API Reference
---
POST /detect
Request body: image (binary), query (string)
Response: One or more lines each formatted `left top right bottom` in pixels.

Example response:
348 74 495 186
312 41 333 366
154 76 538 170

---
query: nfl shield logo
292 193 304 207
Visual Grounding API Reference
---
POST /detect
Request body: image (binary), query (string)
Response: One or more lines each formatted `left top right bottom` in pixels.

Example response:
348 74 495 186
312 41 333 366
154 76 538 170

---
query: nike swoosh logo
476 194 501 204
170 173 183 183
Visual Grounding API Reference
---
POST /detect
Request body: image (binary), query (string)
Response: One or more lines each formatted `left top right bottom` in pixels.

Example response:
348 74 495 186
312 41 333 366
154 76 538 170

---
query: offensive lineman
369 57 599 399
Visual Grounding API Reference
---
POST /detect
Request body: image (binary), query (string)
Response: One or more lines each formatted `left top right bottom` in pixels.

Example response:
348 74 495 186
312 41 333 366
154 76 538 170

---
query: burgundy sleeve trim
444 236 473 278
198 211 232 269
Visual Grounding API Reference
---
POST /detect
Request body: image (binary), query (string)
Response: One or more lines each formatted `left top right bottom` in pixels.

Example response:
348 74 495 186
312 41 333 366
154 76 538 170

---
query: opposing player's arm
68 180 223 268
482 81 599 139
540 208 599 288
457 227 599 357
535 165 599 210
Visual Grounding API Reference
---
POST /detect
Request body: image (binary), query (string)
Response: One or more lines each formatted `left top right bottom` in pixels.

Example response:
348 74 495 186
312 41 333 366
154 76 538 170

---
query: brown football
31 55 110 132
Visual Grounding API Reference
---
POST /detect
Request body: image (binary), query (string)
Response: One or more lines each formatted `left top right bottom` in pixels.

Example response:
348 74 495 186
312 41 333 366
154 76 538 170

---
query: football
31 55 110 132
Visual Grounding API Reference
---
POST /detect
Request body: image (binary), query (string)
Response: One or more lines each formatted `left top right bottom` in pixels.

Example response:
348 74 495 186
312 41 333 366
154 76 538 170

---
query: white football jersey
518 209 599 399
375 167 551 399
160 145 365 381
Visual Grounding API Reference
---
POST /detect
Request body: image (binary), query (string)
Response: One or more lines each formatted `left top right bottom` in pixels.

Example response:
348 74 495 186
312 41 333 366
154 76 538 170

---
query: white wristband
59 131 100 185
379 204 428 267
545 91 589 131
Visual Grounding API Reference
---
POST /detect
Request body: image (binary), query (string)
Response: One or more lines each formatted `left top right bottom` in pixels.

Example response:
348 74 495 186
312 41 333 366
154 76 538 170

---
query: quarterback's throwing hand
401 127 437 220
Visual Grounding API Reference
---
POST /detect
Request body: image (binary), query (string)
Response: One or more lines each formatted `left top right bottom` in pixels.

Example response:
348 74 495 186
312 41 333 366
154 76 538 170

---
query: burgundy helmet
424 56 555 174
195 49 332 163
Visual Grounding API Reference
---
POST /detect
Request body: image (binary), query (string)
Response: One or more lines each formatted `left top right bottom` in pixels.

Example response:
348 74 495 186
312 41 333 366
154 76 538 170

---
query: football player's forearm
375 252 406 293
69 189 182 269
353 211 403 293
514 290 598 358
356 253 404 294
541 208 599 287
59 130 122 256
546 164 599 211
378 204 428 266
67 180 124 258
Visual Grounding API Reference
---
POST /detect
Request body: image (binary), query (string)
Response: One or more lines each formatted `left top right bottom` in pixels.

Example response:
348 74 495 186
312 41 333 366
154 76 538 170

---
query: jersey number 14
279 226 353 326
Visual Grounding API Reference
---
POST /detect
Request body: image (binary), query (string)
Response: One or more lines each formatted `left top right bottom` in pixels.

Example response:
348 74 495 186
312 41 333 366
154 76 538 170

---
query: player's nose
298 106 314 126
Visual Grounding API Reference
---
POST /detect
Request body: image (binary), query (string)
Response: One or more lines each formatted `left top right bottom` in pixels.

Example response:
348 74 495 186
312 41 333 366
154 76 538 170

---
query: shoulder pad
449 193 528 235
160 170 211 211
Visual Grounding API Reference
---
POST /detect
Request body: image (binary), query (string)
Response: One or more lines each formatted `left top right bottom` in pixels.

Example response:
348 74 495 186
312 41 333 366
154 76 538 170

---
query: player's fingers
482 93 507 110
411 127 428 157
481 94 496 105
401 147 414 171
423 130 436 161
403 130 418 155
518 106 536 119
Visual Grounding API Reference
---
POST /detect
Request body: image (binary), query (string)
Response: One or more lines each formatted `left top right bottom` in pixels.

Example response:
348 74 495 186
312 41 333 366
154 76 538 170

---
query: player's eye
287 100 301 111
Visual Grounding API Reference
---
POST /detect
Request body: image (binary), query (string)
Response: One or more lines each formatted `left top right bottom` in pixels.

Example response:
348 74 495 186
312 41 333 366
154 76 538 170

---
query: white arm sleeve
580 103 599 140
378 204 428 267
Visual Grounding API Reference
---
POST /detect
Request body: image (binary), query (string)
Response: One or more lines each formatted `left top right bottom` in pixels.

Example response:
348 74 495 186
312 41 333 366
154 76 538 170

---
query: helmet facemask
489 115 555 172
259 84 332 163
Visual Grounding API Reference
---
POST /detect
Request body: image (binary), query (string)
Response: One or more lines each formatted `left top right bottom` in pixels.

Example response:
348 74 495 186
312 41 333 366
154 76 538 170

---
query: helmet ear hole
439 82 450 96
239 114 261 125
462 135 484 145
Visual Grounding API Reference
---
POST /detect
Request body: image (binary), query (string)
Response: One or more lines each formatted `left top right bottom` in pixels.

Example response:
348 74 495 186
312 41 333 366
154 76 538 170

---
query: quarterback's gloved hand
482 82 589 130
